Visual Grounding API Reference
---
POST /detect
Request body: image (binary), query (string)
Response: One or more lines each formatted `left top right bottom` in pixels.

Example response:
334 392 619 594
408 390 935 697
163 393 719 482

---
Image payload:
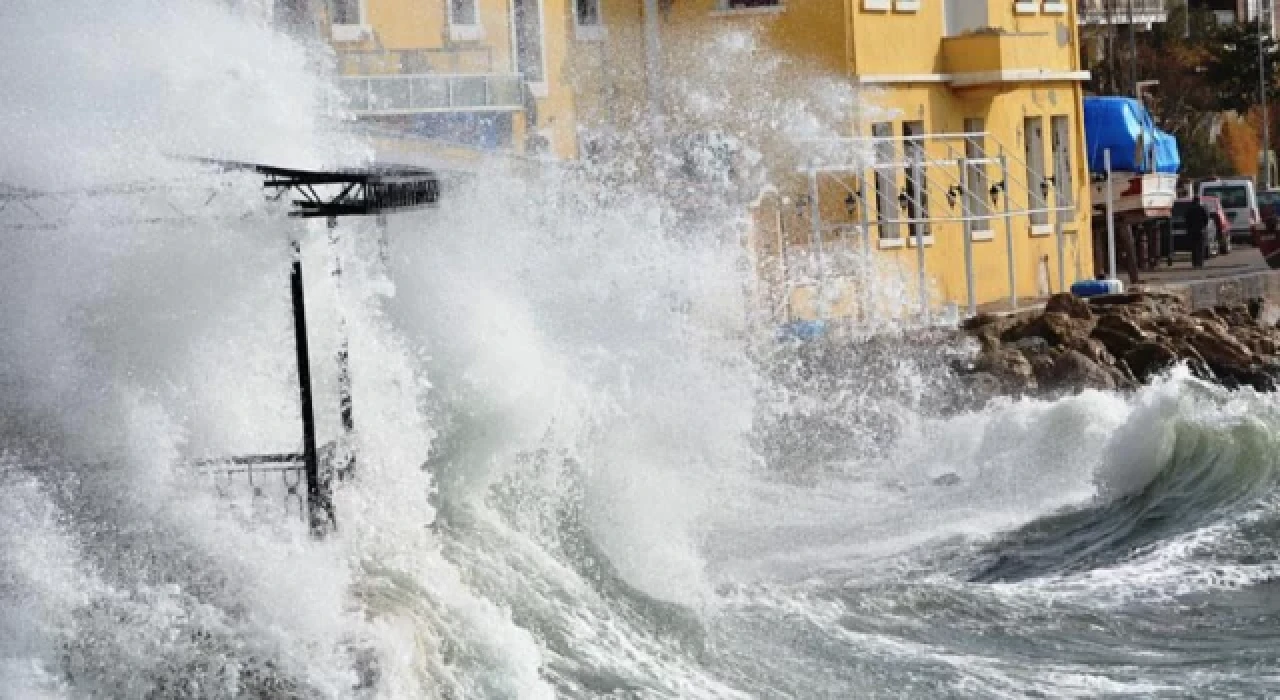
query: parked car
1170 195 1230 259
1198 178 1260 244
1258 188 1280 221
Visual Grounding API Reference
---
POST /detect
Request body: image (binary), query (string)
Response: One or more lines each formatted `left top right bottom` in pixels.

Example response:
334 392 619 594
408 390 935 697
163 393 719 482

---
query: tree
1221 111 1262 176
1204 20 1280 115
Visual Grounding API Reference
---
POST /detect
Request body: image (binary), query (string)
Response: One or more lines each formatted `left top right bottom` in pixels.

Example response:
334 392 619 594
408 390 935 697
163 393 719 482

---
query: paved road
1133 245 1269 286
975 245 1271 315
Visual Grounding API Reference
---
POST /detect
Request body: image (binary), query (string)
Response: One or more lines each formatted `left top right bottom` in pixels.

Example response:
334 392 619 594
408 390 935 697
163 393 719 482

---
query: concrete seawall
1150 269 1280 312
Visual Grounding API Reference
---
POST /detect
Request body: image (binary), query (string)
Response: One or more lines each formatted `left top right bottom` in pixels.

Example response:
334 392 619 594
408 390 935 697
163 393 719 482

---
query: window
448 0 484 41
1050 115 1074 214
1014 1 1039 14
576 0 601 25
871 122 900 240
945 0 987 36
862 0 890 9
330 0 360 24
328 0 370 41
1024 117 1049 228
1042 1 1067 13
964 118 991 232
574 0 606 39
903 121 930 240
726 0 782 8
451 0 478 25
894 0 920 11
512 0 545 87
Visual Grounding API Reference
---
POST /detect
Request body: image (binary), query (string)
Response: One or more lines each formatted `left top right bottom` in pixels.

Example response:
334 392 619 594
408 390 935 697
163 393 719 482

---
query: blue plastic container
776 319 827 342
1070 278 1125 298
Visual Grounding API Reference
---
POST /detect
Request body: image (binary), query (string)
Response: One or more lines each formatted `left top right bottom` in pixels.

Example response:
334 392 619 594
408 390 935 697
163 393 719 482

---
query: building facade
575 0 1094 320
288 0 587 160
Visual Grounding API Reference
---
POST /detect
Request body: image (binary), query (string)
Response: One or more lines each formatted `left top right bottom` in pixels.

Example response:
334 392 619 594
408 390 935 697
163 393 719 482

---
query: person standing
1186 196 1209 268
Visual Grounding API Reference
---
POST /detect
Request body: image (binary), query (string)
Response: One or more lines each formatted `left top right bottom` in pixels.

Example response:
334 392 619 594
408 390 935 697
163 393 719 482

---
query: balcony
337 47 498 76
336 48 526 116
940 30 1084 90
1077 0 1168 26
339 74 525 115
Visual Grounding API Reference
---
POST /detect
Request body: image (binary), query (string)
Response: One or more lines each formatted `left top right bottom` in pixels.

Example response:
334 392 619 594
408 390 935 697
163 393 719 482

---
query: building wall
320 0 580 159
848 82 1092 311
575 0 1094 317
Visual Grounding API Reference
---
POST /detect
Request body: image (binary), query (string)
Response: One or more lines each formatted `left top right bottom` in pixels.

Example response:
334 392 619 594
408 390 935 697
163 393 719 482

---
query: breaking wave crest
6 2 1280 698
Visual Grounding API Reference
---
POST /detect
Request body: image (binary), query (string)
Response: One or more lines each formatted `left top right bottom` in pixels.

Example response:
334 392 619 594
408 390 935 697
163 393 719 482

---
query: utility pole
1262 0 1273 188
643 0 665 160
1128 0 1138 97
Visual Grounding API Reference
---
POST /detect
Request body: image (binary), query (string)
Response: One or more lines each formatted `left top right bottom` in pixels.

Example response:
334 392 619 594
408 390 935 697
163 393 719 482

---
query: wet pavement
975 245 1271 316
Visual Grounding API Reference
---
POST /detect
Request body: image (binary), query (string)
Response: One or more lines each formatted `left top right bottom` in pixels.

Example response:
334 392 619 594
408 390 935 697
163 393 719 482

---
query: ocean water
4 2 1280 699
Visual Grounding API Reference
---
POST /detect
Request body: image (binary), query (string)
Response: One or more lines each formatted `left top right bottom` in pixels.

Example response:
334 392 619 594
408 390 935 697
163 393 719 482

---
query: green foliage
1085 5 1279 177
1203 20 1280 115
1180 127 1234 179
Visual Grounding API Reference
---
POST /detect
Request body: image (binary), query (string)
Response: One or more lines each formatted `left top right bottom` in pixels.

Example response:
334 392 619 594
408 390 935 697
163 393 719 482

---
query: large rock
1068 336 1115 367
973 347 1037 392
1186 324 1255 369
1044 293 1094 320
1044 348 1116 391
1088 290 1188 317
958 289 1280 397
1095 313 1148 342
1249 298 1280 326
1091 325 1141 359
960 312 1006 331
1028 350 1058 385
1124 341 1180 382
1009 311 1095 348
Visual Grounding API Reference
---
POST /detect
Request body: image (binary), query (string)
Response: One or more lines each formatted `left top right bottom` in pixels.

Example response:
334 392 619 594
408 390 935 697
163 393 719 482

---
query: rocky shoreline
959 291 1280 398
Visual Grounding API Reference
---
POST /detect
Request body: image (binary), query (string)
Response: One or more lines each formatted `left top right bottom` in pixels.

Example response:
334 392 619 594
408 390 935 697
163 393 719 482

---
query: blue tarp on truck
1083 96 1180 175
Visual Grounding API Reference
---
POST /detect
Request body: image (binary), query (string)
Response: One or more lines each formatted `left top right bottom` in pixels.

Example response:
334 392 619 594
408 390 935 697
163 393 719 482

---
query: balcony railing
1078 0 1168 24
337 47 497 76
939 31 1080 89
339 74 525 115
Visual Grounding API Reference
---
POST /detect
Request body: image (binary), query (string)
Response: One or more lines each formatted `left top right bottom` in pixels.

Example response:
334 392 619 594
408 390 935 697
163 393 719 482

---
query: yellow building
292 0 591 160
573 0 1095 321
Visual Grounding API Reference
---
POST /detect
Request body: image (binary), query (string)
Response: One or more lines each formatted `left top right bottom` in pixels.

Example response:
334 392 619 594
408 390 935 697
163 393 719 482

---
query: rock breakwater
960 291 1280 397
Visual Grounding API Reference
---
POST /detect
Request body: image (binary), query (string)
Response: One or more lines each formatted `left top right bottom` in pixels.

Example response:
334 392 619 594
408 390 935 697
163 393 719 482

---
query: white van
1198 179 1260 243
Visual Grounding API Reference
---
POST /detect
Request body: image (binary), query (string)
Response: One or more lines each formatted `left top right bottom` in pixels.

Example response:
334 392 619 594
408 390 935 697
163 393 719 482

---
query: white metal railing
337 47 497 75
1078 0 1168 24
770 132 1083 322
339 74 525 115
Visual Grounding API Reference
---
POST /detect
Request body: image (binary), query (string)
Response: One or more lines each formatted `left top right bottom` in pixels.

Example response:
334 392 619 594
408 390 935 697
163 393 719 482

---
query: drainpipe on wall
643 0 665 157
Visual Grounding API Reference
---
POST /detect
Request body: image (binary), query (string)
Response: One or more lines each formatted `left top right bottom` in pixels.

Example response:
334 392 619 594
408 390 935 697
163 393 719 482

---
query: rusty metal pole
290 237 334 537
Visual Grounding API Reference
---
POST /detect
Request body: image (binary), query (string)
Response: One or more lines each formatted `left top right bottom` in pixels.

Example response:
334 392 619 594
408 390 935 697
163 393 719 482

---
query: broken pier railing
0 159 440 537
186 159 441 537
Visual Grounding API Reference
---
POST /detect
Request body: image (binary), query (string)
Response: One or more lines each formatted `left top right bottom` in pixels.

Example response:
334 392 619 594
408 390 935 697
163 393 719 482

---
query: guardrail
1078 0 1167 23
339 74 525 115
337 47 496 75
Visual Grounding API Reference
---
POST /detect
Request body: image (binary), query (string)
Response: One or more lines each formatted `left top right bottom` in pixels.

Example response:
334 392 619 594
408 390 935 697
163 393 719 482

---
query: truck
1084 96 1180 280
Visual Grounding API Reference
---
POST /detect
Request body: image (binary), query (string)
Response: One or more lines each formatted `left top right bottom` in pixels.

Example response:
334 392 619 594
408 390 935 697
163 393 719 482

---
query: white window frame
713 0 785 14
510 0 549 98
573 0 607 40
871 121 901 241
330 0 372 42
448 0 486 42
895 0 921 11
1014 1 1039 14
1024 116 1051 232
1042 1 1067 13
964 118 993 236
1051 114 1075 215
862 0 890 11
